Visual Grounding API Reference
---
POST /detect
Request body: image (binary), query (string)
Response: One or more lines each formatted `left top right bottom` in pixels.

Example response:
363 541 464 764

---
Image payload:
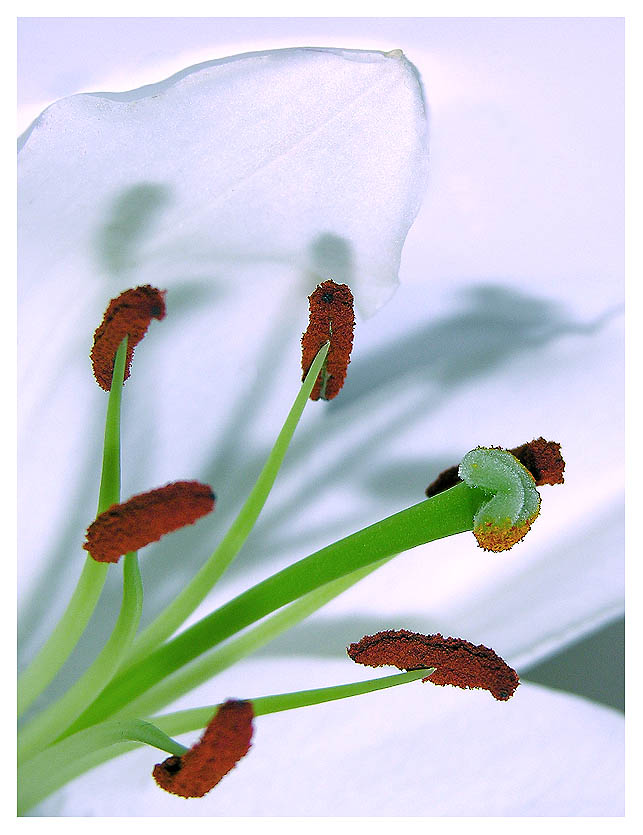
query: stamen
91 285 167 391
347 629 519 701
301 280 355 400
153 700 254 798
84 481 215 563
425 437 565 497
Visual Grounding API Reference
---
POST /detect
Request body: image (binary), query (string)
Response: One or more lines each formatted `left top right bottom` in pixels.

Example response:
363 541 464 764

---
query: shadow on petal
331 283 620 408
94 182 173 275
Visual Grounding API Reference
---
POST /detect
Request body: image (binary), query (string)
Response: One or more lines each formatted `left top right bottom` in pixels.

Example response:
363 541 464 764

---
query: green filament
18 718 187 815
112 560 390 721
18 668 431 814
18 551 143 763
65 481 482 733
123 341 331 667
18 337 128 717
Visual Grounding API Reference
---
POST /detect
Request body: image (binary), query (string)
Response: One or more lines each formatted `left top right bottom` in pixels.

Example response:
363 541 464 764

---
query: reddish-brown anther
84 481 215 563
510 437 565 486
348 629 519 701
153 700 254 798
301 280 355 400
91 285 166 390
425 437 565 497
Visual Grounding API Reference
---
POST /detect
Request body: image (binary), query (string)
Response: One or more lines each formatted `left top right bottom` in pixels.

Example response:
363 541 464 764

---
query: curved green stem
67 481 483 733
18 551 143 763
113 559 390 720
123 342 330 668
18 717 187 815
18 337 128 717
18 668 430 814
156 669 434 732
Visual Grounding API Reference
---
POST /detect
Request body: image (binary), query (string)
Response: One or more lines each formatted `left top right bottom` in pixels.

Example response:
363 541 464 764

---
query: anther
153 700 254 798
347 630 519 701
425 438 565 498
83 480 215 563
91 285 166 391
301 280 355 400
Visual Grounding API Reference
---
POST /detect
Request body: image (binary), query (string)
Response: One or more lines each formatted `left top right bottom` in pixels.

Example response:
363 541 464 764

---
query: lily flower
18 34 623 817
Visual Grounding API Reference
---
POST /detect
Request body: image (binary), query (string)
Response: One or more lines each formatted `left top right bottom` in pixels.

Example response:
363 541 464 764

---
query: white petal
19 47 427 317
286 290 624 668
31 660 623 816
19 21 623 818
18 46 427 654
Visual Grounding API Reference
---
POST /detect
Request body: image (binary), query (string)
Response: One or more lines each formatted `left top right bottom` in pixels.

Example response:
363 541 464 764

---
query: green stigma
459 447 541 552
